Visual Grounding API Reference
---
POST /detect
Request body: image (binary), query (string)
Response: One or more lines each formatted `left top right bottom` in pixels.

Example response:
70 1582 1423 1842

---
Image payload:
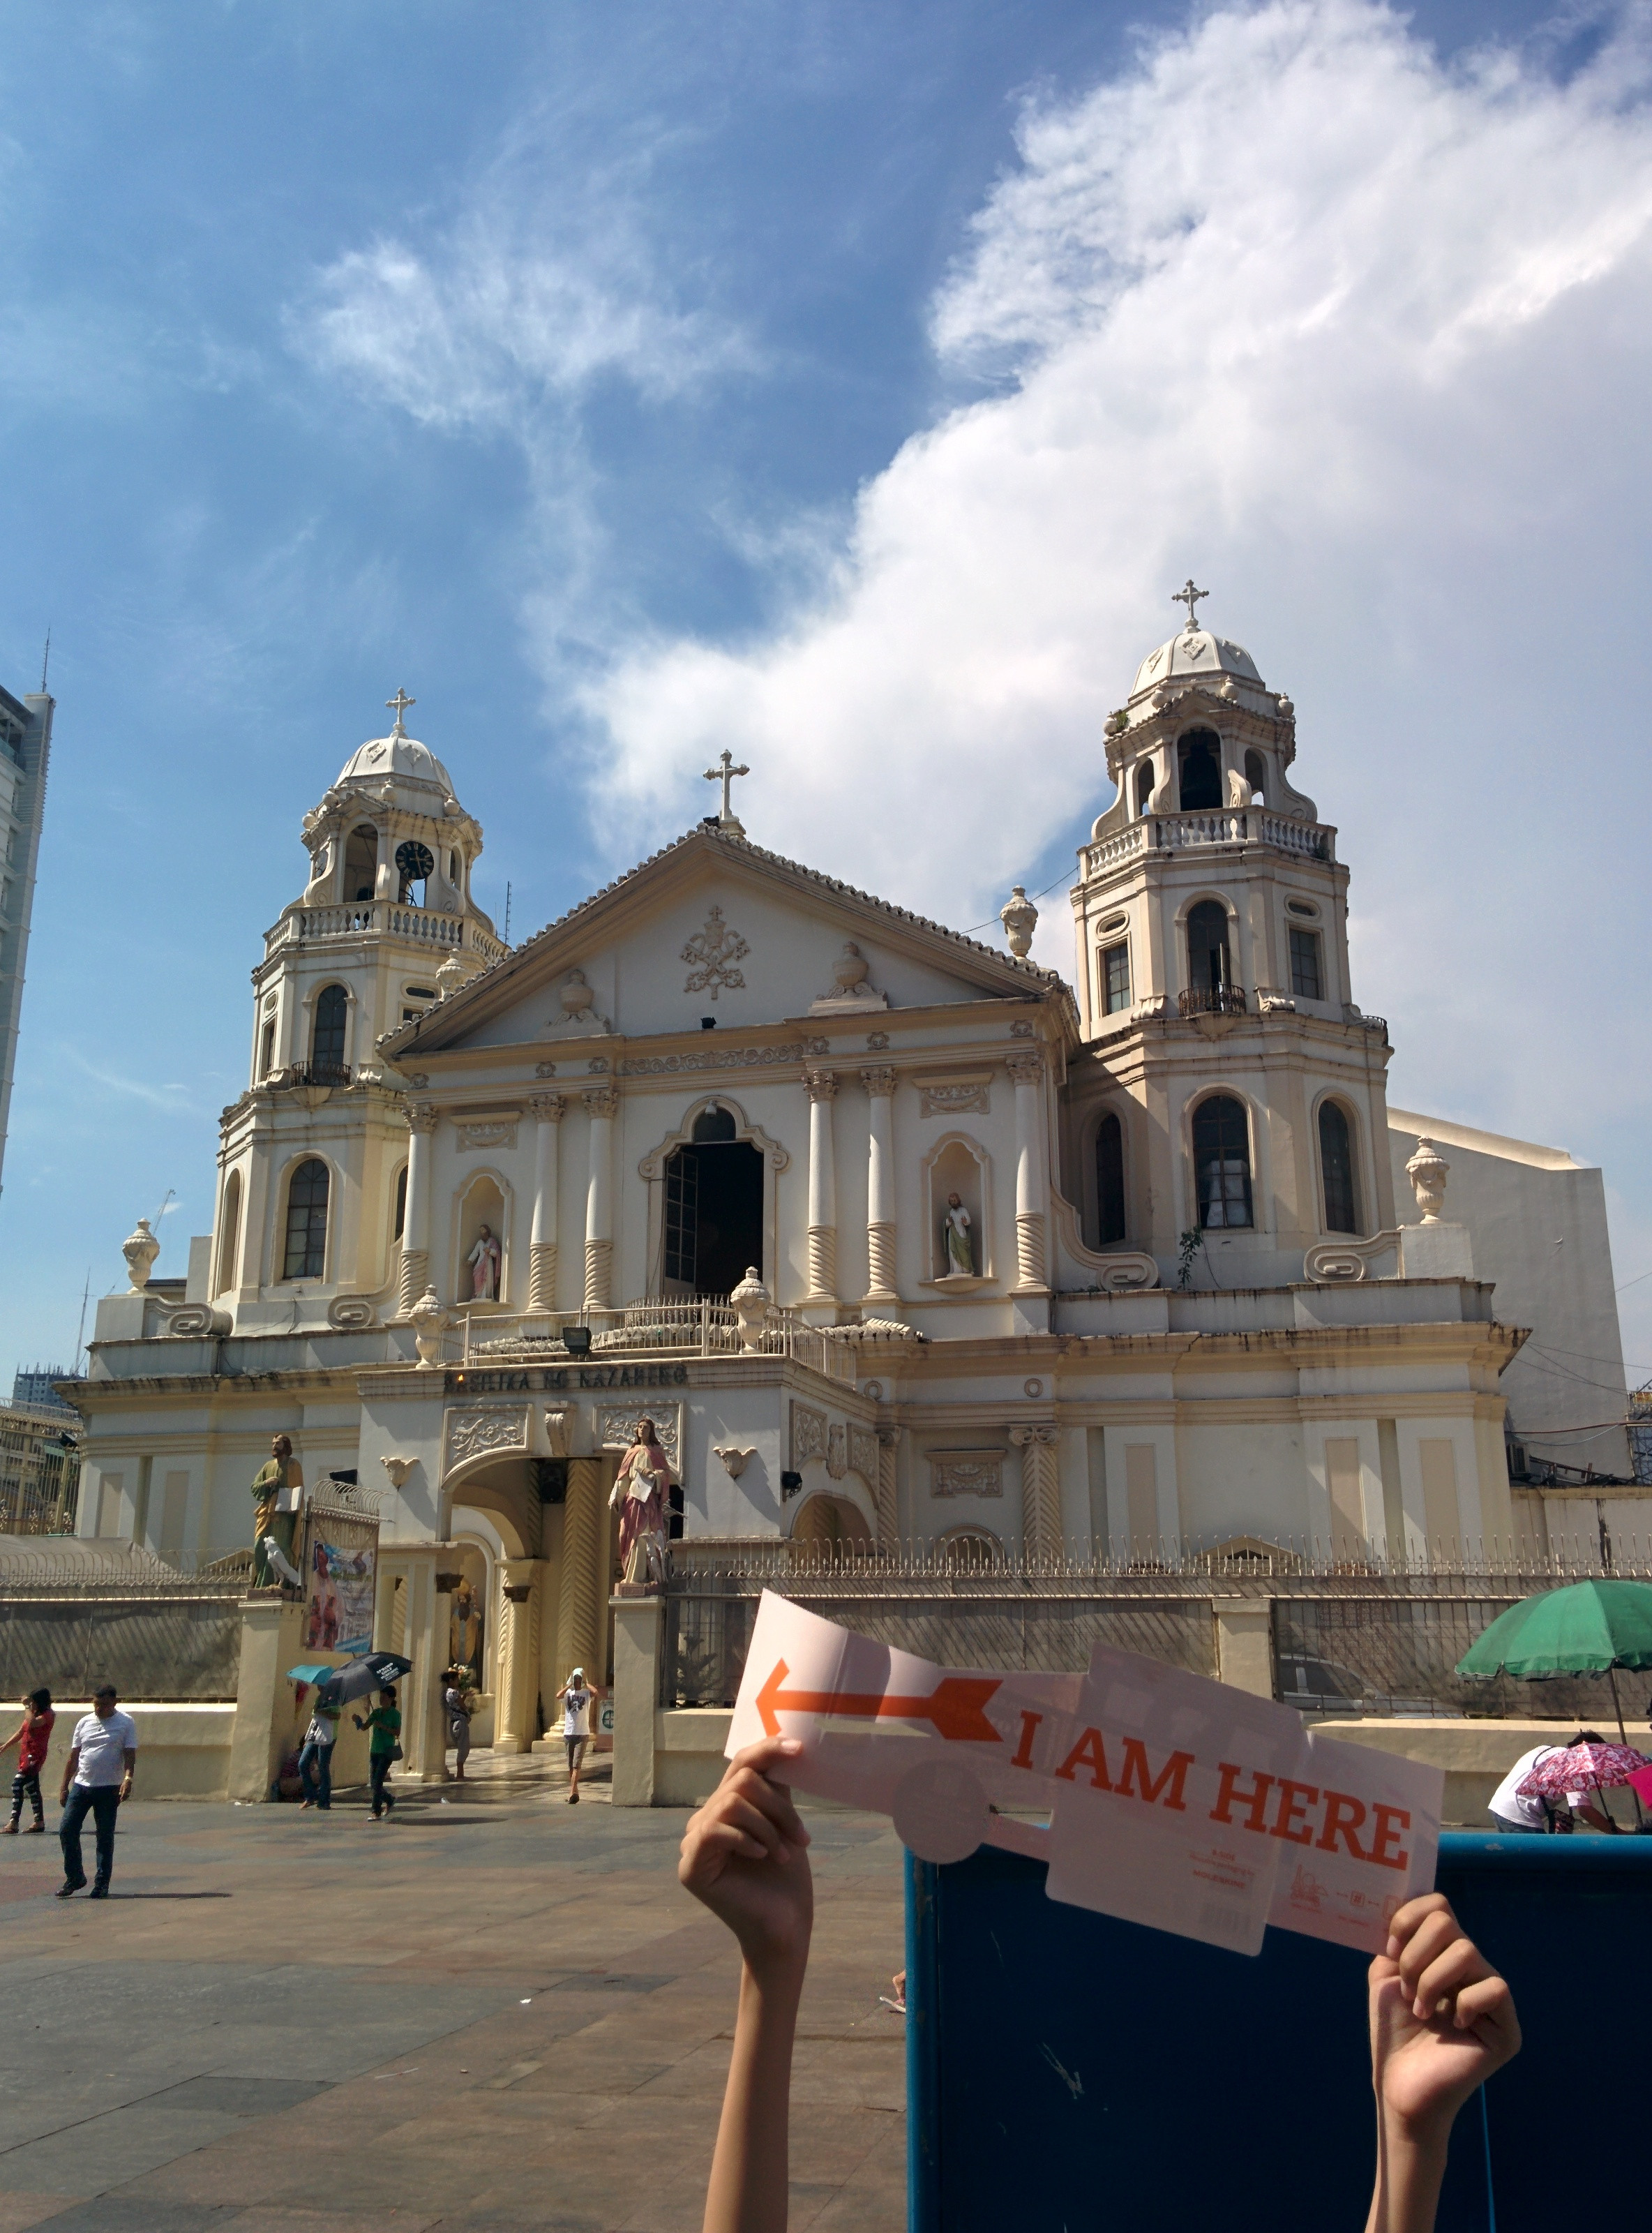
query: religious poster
304 1536 376 1657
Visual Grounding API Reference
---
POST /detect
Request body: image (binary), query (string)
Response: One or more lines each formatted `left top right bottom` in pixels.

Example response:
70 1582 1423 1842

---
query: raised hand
679 1737 813 1976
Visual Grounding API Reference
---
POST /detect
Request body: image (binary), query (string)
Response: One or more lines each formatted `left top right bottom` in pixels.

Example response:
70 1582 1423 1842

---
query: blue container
905 1831 1652 2233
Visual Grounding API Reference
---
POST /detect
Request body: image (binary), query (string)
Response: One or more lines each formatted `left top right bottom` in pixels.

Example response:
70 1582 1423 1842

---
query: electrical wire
959 865 1074 936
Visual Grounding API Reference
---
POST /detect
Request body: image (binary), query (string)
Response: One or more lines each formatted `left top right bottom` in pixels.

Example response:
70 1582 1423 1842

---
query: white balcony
1081 810 1335 881
265 904 506 964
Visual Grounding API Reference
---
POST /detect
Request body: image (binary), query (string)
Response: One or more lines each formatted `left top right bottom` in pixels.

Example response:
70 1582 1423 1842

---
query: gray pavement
0 1752 908 2231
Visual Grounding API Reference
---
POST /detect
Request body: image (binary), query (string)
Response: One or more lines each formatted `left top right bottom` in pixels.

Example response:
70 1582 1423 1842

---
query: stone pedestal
1398 1221 1475 1280
1212 1602 1273 1697
227 1594 307 1802
610 1594 663 1807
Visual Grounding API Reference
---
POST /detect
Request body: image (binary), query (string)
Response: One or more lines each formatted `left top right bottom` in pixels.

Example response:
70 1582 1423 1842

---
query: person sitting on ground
1 1688 55 1835
353 1687 401 1820
1487 1728 1613 1835
678 1738 1522 2233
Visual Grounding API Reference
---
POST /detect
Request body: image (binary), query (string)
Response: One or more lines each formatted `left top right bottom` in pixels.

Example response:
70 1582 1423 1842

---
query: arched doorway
664 1105 763 1297
792 1493 873 1553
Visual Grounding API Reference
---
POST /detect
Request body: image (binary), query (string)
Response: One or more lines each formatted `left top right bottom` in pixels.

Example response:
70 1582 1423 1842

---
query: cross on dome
386 687 416 738
1171 579 1208 634
704 747 750 826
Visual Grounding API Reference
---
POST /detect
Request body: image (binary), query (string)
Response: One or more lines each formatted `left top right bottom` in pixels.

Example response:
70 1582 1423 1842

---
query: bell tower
209 696 504 1330
1062 593 1397 1286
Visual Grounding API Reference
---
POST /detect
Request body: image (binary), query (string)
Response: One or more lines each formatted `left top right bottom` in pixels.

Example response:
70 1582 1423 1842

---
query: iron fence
0 1595 244 1701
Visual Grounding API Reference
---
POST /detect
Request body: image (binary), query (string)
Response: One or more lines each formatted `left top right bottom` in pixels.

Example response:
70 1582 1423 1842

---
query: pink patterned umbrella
1517 1741 1650 1799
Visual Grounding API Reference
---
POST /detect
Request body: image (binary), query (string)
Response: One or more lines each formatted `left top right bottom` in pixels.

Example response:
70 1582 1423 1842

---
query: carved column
1006 1050 1049 1291
557 1457 604 1684
804 1068 839 1304
398 1103 440 1315
861 1066 898 1309
1011 1424 1062 1560
876 1426 901 1548
496 1558 545 1753
527 1093 565 1313
583 1086 617 1313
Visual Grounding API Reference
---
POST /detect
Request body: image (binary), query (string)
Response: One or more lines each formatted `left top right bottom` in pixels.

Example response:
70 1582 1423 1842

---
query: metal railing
464 1297 860 1384
264 1059 353 1091
1178 985 1247 1018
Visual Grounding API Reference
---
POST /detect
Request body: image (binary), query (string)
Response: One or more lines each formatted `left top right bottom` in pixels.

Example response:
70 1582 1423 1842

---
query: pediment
380 828 1059 1060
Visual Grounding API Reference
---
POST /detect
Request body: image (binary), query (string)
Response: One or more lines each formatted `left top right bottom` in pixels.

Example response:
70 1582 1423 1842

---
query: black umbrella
303 1652 413 1710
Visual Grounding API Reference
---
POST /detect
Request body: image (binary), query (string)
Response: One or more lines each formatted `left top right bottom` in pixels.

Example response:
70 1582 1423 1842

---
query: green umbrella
1456 1578 1652 1745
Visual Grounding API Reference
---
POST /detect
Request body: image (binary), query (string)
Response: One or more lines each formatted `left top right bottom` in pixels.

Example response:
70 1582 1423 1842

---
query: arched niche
790 1488 873 1550
343 823 379 903
1079 1103 1131 1250
922 1131 994 1285
638 1096 788 1298
215 1167 243 1297
449 1167 513 1308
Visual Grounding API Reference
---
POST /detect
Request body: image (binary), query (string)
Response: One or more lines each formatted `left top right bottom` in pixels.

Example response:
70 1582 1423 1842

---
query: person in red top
1 1689 55 1834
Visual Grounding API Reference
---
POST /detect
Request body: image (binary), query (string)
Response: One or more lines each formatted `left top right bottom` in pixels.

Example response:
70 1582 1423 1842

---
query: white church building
69 615 1638 1766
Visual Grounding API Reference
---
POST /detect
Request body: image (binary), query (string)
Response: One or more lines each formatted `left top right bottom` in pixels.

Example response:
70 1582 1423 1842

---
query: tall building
0 681 54 1197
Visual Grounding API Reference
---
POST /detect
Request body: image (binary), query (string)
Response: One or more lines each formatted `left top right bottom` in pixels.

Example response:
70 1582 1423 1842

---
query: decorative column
1011 1424 1062 1561
527 1093 565 1313
861 1066 898 1310
804 1068 839 1305
876 1426 901 1548
398 1103 440 1315
557 1456 604 1684
582 1086 618 1313
1006 1050 1049 1291
496 1558 545 1753
396 1548 452 1782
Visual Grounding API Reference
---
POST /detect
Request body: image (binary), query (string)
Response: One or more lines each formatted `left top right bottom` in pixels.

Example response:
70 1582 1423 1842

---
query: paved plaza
0 1754 907 2232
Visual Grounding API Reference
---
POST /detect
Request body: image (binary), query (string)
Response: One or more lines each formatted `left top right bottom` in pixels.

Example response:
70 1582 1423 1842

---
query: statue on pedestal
609 1418 675 1594
942 1193 975 1277
467 1225 502 1301
249 1433 304 1590
449 1576 483 1682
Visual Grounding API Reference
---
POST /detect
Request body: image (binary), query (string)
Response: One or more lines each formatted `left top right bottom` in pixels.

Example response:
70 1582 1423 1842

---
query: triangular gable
381 826 1065 1058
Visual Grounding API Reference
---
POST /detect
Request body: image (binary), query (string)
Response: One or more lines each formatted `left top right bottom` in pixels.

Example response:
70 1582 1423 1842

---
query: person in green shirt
354 1689 401 1819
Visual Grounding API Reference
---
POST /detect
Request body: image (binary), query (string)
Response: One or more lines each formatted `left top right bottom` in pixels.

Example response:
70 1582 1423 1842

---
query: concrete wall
1389 1110 1633 1481
1309 1716 1639 1830
24 1702 235 1802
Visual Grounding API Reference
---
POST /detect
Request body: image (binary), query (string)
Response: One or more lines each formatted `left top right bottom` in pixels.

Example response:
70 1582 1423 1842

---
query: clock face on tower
396 840 435 891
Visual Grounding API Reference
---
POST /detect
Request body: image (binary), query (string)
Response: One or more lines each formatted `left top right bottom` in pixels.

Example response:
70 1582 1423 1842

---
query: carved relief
826 1422 848 1480
458 1120 518 1152
446 1407 530 1469
929 1449 1005 1499
790 1401 829 1471
527 1093 566 1123
326 1296 377 1330
596 1403 682 1474
848 1423 879 1485
810 941 887 1013
1005 1049 1044 1086
620 1041 804 1077
682 904 750 1001
919 1080 990 1119
407 1103 440 1135
583 1086 619 1120
861 1065 896 1098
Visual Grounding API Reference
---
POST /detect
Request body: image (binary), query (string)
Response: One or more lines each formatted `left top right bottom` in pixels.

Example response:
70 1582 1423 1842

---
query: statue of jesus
943 1193 975 1276
467 1225 502 1301
609 1419 675 1592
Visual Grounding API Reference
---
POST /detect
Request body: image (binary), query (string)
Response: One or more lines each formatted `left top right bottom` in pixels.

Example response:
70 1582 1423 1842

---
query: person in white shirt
560 1668 593 1805
1487 1731 1612 1835
57 1684 137 1899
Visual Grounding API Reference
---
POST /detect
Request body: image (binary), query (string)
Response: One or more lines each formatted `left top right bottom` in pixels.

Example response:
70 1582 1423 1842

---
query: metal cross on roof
1171 579 1209 634
386 687 416 737
703 747 750 823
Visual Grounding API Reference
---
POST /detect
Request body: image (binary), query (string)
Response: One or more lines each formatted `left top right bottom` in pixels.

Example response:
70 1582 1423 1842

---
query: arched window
393 1166 407 1241
1185 901 1231 994
1135 760 1155 817
1178 729 1223 812
1192 1095 1252 1229
282 1159 330 1280
1244 749 1266 803
311 985 347 1073
344 824 378 903
692 1104 737 1143
1319 1102 1359 1234
1096 1113 1126 1246
217 1170 241 1295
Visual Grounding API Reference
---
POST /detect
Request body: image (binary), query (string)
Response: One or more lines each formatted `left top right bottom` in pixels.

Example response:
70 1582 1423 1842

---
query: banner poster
729 1590 1443 1959
303 1535 377 1657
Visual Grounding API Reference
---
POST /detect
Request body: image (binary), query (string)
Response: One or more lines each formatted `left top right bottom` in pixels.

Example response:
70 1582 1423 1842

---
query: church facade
69 625 1637 1774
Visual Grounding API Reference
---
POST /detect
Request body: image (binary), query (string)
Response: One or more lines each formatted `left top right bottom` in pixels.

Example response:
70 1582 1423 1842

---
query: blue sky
1 0 1649 1403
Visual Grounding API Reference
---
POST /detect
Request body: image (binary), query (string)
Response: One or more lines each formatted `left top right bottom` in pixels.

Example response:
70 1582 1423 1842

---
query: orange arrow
756 1657 1003 1742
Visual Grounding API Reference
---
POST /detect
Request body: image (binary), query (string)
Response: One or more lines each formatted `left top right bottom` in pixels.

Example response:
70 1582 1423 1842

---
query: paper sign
724 1592 1440 1955
1044 1648 1313 1955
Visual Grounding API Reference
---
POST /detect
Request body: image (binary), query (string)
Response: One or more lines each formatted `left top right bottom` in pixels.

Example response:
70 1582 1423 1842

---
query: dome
335 732 456 798
1129 630 1265 703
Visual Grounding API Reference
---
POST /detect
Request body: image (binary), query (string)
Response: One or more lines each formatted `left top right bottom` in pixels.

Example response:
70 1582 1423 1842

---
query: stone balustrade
1081 810 1335 879
266 904 506 962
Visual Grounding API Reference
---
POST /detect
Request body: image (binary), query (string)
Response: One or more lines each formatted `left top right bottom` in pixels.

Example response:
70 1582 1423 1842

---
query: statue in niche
449 1576 483 1682
942 1193 975 1277
609 1418 675 1594
466 1225 502 1301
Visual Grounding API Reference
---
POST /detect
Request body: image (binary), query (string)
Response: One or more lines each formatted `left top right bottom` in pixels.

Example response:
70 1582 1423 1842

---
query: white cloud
295 202 752 432
580 0 1652 1173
